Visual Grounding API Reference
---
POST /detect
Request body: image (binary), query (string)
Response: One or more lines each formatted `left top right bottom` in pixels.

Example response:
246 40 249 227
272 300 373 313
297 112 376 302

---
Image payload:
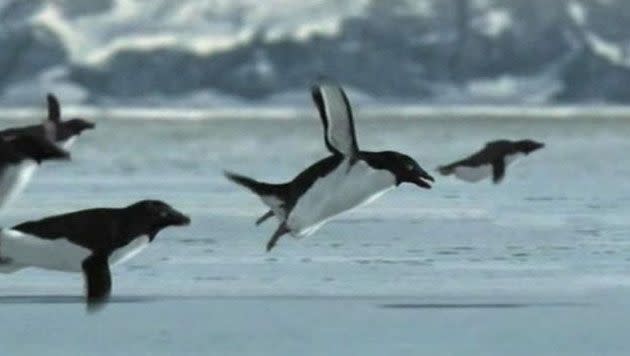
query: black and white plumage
0 94 94 149
437 139 544 184
226 82 434 251
0 94 93 209
0 132 69 208
0 200 190 311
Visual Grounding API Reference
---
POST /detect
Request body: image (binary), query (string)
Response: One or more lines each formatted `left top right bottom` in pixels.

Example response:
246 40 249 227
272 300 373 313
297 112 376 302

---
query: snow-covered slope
1 0 630 106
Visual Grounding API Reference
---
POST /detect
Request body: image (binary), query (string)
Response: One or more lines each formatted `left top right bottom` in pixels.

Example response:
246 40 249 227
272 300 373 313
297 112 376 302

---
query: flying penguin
226 82 434 251
0 93 94 149
0 94 93 209
0 125 70 209
437 139 544 184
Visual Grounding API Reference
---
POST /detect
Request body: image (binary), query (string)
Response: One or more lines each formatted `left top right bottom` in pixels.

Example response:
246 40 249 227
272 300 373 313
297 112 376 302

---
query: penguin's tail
224 171 288 218
224 171 282 197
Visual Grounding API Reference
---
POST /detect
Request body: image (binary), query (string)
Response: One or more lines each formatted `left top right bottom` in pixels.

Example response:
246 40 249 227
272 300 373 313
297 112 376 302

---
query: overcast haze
1 0 630 106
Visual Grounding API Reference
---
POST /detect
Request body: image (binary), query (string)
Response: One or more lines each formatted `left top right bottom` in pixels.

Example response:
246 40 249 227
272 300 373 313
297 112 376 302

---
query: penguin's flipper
492 159 506 184
82 253 112 312
46 94 61 123
255 210 274 226
266 223 289 252
311 82 359 160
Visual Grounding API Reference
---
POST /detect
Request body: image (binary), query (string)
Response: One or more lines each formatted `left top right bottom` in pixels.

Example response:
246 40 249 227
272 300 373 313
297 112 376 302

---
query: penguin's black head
376 151 434 189
63 118 95 136
128 200 191 239
515 139 544 154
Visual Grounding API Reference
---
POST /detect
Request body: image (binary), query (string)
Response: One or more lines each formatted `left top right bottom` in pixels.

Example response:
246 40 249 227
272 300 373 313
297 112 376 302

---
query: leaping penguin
0 93 94 149
437 139 544 184
0 200 191 311
225 82 434 251
0 94 93 209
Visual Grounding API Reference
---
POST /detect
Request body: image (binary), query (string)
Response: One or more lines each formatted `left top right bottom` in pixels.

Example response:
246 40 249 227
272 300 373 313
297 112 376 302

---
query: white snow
29 0 371 65
474 8 512 38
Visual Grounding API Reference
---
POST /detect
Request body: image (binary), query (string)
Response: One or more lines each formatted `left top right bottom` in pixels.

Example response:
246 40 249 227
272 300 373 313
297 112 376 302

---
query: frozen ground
1 115 630 355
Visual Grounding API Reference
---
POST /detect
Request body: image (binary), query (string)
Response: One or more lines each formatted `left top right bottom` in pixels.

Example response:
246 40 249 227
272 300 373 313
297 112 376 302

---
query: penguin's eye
159 210 168 218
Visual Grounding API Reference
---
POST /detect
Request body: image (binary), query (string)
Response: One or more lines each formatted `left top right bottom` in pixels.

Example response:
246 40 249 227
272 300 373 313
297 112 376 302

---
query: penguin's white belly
0 230 150 273
0 229 90 272
109 236 150 266
0 161 38 209
287 160 396 237
60 136 77 149
454 165 492 182
453 153 524 183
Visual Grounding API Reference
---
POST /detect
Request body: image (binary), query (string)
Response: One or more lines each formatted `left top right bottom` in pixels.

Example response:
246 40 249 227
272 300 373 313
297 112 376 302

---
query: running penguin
0 200 190 311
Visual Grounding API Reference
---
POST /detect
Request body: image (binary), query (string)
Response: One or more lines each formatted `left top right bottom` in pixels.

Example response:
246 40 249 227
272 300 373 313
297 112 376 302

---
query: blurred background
1 0 629 108
4 2 630 355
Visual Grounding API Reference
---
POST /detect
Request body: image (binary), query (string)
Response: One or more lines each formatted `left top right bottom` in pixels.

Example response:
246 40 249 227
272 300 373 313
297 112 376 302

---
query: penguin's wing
46 94 61 123
311 83 359 158
492 158 506 184
82 253 112 312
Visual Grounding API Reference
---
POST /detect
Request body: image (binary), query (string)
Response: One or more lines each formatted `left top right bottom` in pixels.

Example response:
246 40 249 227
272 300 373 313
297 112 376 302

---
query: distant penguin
0 93 94 149
0 131 69 209
226 82 434 251
0 200 190 311
0 93 93 209
437 139 544 184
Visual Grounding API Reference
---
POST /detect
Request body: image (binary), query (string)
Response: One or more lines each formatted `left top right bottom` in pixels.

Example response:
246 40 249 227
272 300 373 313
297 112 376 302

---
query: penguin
0 132 69 168
0 200 191 311
437 139 544 184
225 82 434 251
0 93 94 149
0 93 93 209
0 130 69 208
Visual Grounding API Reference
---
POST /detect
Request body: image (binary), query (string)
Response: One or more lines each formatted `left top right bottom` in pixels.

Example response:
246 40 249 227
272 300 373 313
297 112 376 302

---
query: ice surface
0 115 628 354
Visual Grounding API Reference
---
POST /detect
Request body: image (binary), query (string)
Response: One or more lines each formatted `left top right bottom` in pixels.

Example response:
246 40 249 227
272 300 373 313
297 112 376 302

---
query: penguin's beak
165 208 191 226
79 120 96 131
526 141 545 154
411 168 434 189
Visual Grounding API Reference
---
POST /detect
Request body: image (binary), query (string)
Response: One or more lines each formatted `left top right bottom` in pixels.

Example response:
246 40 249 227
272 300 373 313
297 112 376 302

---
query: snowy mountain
1 0 630 106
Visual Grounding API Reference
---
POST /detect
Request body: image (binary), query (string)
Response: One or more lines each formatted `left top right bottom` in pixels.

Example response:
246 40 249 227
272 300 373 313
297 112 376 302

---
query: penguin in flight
226 82 434 252
0 126 70 209
0 94 93 209
437 139 544 184
0 200 190 311
0 93 94 149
